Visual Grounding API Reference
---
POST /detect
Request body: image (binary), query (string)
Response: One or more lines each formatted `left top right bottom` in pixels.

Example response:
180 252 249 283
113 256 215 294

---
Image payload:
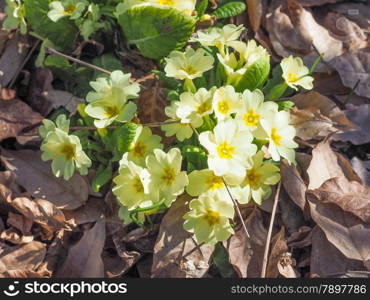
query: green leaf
235 55 270 92
212 243 237 278
92 163 112 192
212 2 246 19
278 100 295 112
24 0 78 51
112 123 138 160
196 0 209 18
92 53 124 74
117 6 196 59
266 83 288 101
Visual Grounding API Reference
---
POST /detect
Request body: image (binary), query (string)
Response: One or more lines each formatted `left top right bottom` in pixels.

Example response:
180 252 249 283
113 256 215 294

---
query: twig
47 47 112 75
261 181 282 278
69 120 180 131
343 79 361 106
8 40 41 89
222 178 251 242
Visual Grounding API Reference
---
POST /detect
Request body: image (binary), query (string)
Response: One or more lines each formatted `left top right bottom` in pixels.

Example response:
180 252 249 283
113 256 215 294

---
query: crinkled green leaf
235 56 270 92
112 123 138 161
182 145 208 172
212 243 237 278
196 0 209 18
92 163 112 192
118 6 196 59
24 0 78 51
212 2 246 19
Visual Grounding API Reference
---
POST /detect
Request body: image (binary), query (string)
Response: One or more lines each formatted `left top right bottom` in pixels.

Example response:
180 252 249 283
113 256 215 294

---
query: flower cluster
161 24 313 245
39 115 91 180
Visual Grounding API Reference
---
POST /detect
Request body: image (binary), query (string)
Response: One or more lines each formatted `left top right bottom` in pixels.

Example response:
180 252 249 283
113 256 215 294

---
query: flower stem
184 78 196 93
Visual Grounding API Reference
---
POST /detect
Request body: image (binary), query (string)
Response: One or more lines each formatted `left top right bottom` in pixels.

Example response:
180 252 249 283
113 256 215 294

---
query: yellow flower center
161 168 176 186
271 128 282 146
133 177 144 193
60 144 75 160
217 141 235 159
217 100 230 115
131 141 146 158
158 0 175 5
63 4 76 14
243 109 261 127
203 210 221 226
287 72 299 83
195 102 212 114
245 168 263 189
104 106 119 118
205 173 224 190
182 65 197 75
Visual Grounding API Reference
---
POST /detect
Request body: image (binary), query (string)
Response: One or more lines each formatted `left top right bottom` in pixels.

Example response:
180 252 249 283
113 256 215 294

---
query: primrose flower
176 88 215 126
186 169 225 197
235 89 278 132
48 0 87 22
218 40 269 86
41 128 91 180
212 86 243 121
85 71 140 128
281 56 314 91
161 101 202 141
192 24 245 55
199 120 257 178
128 126 163 167
233 151 281 205
113 153 158 210
146 148 188 206
39 114 70 139
4 0 27 34
164 48 214 81
149 0 196 15
183 191 234 245
255 110 298 164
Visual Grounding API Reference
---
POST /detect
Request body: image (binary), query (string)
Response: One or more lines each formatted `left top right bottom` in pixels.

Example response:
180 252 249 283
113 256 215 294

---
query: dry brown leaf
266 226 288 278
0 228 34 244
309 176 370 222
0 98 43 143
63 197 105 227
0 241 46 273
152 194 214 278
0 33 30 87
225 223 253 278
56 221 105 277
0 270 43 278
277 252 299 278
330 51 370 98
7 212 33 235
1 149 89 210
298 0 344 6
308 197 370 265
331 3 370 33
247 0 264 33
290 92 355 141
351 157 370 187
286 226 312 248
335 104 370 145
310 226 367 277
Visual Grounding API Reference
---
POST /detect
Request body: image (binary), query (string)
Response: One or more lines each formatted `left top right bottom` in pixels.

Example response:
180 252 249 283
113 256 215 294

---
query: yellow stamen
182 65 197 75
271 128 282 146
205 173 224 190
133 177 144 193
217 100 230 115
245 168 262 189
131 141 146 158
195 102 212 114
158 0 175 5
287 72 299 83
104 106 119 118
161 168 176 186
63 4 76 14
243 109 261 127
203 210 220 226
217 141 234 159
60 144 75 160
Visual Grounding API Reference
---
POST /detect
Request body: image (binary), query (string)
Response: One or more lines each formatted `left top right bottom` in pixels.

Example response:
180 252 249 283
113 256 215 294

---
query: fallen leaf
247 0 264 33
266 226 288 278
308 197 370 265
330 50 370 98
310 226 367 277
351 157 370 187
277 252 299 278
63 197 105 226
0 228 34 244
56 221 105 277
0 241 46 273
152 194 214 278
309 176 370 222
286 226 312 248
335 104 370 145
1 149 89 210
7 212 33 235
291 92 355 141
0 98 43 142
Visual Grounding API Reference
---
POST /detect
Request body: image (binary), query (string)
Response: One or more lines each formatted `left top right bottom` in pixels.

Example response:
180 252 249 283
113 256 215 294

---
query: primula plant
38 23 314 246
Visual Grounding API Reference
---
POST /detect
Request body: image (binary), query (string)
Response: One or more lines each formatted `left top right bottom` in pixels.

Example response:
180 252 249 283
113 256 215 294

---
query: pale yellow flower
212 86 243 121
281 55 314 90
186 169 225 197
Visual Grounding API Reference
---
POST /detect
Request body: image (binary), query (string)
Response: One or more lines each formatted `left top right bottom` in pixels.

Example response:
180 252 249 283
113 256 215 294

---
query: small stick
69 120 180 131
47 47 112 75
343 79 361 106
261 181 281 278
